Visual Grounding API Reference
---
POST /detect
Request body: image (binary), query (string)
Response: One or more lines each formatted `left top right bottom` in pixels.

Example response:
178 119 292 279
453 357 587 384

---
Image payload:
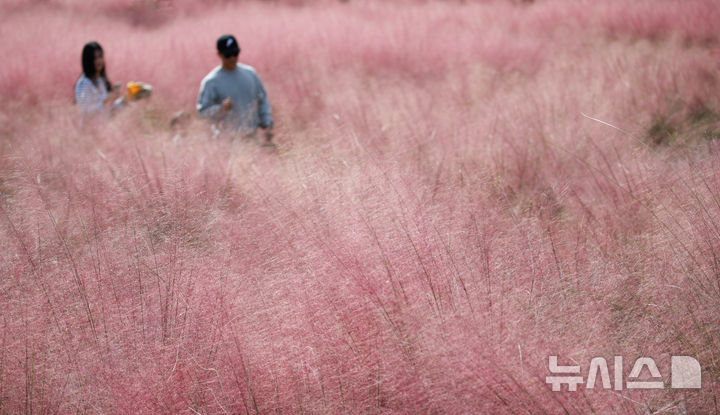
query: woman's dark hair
81 41 112 91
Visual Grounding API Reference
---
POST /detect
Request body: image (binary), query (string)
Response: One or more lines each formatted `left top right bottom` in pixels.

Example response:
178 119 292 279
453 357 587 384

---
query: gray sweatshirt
196 64 273 135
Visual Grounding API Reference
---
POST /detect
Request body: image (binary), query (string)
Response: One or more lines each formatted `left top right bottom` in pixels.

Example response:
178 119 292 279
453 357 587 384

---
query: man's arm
197 79 223 120
256 76 274 141
255 74 273 129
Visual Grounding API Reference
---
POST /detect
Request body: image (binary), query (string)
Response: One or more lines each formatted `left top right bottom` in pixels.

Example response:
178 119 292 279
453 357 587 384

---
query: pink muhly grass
1 0 720 413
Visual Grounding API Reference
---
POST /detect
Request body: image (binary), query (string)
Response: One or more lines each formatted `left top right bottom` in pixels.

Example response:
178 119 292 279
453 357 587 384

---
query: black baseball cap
217 34 240 57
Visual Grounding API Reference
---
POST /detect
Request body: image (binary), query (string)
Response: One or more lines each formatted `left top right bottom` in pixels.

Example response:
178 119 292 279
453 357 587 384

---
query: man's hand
220 98 234 113
261 127 275 147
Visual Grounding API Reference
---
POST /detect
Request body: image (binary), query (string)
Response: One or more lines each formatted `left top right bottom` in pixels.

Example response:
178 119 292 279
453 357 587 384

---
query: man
197 34 274 143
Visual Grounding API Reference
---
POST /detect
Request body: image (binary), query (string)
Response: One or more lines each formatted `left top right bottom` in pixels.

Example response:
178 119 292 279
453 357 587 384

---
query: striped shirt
74 75 107 113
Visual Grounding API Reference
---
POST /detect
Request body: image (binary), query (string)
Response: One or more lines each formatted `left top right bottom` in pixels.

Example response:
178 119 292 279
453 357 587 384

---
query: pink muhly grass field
1 0 720 413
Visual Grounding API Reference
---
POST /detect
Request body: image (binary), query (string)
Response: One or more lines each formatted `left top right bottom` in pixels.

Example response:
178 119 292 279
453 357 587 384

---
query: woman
74 41 122 114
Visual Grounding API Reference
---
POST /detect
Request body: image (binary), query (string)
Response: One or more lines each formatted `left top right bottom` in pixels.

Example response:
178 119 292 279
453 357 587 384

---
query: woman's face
93 49 104 75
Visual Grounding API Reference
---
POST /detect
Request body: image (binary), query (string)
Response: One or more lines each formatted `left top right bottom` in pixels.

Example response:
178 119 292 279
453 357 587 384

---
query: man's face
219 51 239 70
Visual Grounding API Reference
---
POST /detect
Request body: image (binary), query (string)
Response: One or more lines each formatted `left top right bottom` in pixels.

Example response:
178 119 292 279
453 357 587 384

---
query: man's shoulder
236 63 257 74
237 64 267 87
201 66 224 84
